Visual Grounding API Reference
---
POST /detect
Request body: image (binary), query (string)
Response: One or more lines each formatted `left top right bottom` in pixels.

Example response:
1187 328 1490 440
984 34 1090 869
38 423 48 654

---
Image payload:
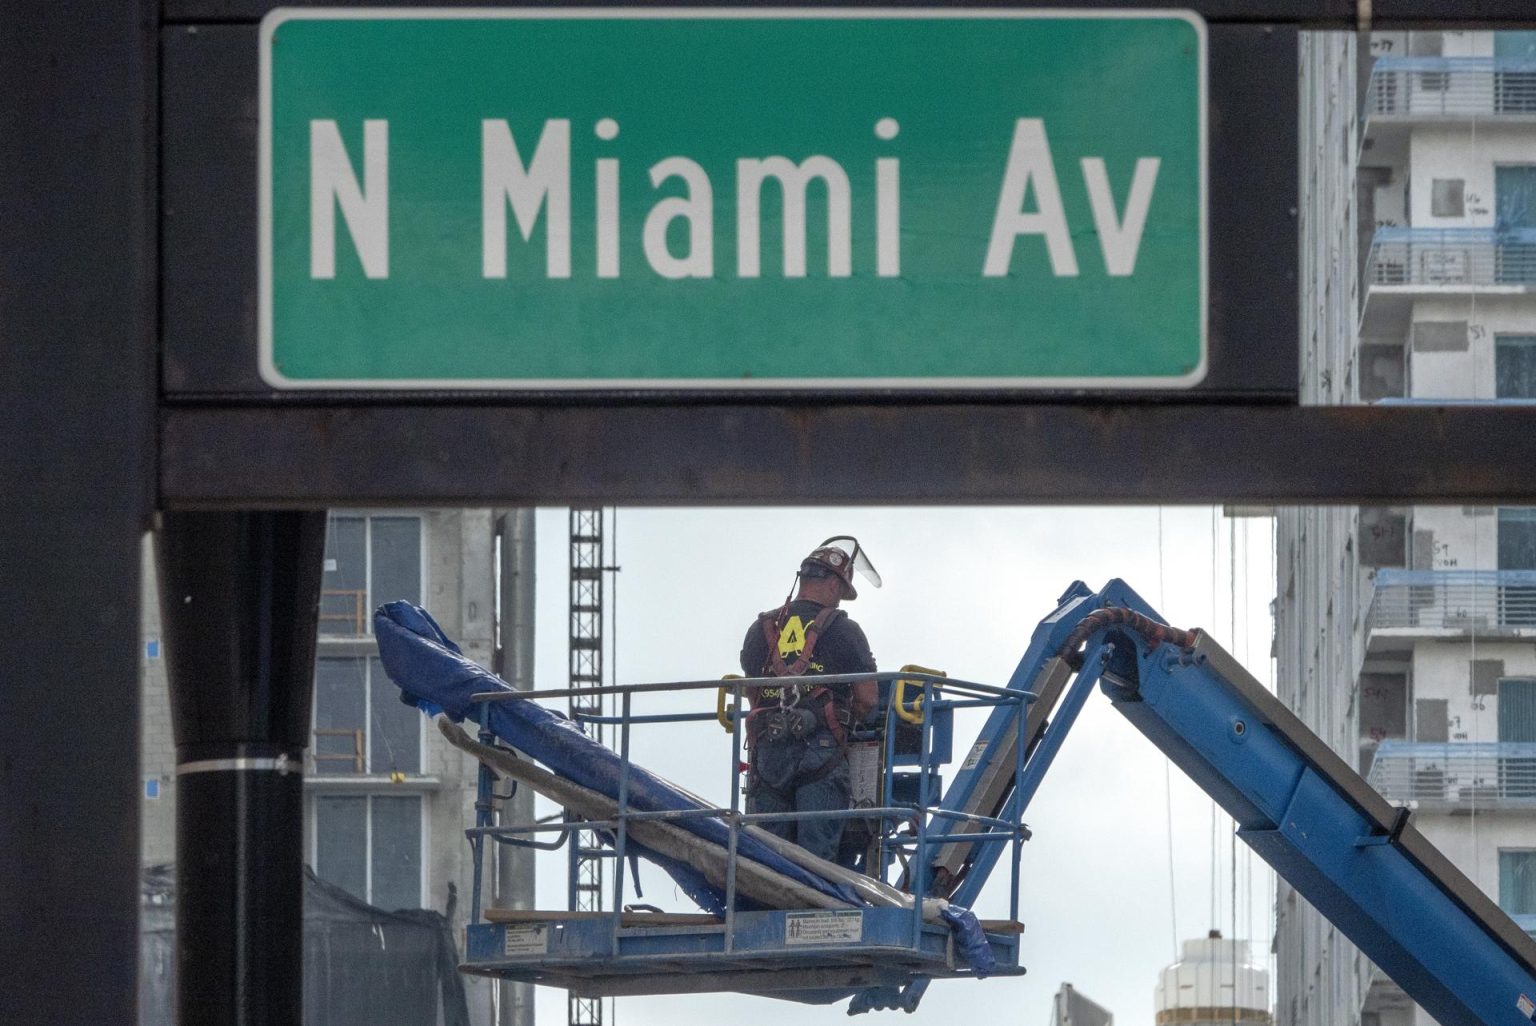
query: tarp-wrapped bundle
372 601 994 976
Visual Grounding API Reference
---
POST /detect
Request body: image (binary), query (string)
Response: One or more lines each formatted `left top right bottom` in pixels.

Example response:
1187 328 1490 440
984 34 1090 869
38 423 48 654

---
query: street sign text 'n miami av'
260 9 1207 390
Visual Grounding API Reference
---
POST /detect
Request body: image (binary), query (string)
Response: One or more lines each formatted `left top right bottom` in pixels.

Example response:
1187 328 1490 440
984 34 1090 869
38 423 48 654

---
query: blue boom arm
895 580 1536 1025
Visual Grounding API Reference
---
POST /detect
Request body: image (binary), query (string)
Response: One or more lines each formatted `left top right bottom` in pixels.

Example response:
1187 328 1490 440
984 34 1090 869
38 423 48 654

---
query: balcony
1366 569 1536 653
1366 228 1536 289
1368 740 1536 811
1365 57 1536 125
1361 228 1536 338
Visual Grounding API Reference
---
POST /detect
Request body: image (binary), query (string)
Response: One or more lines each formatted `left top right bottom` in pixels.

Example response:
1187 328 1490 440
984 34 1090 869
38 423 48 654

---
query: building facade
1278 28 1536 1026
141 509 524 1026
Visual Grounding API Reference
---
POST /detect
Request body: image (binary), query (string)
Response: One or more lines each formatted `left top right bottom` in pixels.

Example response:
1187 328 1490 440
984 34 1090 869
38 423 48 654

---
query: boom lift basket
448 669 1031 1005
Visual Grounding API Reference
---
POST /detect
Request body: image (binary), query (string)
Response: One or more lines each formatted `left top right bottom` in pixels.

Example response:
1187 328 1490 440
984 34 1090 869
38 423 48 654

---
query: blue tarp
373 601 862 914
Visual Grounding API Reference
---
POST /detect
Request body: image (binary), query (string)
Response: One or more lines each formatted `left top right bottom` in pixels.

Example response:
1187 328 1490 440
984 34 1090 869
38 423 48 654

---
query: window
1499 509 1536 629
1500 508 1536 571
1495 32 1536 115
1500 678 1536 799
1497 337 1536 399
313 656 422 776
320 514 422 637
1496 167 1536 285
310 515 428 912
1501 850 1536 918
314 794 424 910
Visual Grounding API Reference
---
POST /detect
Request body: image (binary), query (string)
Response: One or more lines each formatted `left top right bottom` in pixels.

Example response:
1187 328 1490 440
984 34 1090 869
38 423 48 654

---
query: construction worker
740 537 880 865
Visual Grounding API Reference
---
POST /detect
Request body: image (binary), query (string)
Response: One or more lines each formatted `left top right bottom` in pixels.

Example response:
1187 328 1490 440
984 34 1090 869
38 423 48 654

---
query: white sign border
259 7 1208 391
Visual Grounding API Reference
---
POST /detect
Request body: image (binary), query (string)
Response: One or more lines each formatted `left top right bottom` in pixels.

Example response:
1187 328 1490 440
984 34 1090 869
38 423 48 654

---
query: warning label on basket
962 740 989 771
1518 993 1535 1020
503 924 550 957
785 911 863 946
847 741 881 806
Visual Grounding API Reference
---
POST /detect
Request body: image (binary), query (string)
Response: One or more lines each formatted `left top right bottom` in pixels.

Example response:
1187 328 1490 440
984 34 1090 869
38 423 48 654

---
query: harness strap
762 606 842 678
747 606 850 746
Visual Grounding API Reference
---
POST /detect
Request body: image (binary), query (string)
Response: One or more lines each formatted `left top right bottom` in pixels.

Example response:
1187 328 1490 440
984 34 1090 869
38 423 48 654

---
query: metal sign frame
165 10 1294 402
6 3 1536 1026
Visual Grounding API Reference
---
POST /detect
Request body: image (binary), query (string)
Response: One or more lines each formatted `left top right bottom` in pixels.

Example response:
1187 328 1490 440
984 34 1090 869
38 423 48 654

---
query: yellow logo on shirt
777 615 807 657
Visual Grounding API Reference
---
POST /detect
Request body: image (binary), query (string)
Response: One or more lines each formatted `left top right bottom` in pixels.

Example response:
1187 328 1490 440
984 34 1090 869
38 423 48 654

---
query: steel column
156 511 326 1026
0 3 155 1024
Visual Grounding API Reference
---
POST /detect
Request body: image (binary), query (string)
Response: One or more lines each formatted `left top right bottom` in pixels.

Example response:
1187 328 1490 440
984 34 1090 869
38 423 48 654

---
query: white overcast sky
515 506 1278 1026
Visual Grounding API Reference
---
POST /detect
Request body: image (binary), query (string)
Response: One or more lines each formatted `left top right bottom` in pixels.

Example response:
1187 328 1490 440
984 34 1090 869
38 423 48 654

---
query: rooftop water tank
1154 931 1272 1026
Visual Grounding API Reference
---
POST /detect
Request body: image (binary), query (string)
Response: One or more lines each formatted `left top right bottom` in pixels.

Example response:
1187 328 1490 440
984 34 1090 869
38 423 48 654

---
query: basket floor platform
462 907 1024 998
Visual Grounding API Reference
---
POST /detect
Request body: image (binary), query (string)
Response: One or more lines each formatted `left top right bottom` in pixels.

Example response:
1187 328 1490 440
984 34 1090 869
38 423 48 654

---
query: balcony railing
1368 740 1536 808
1366 57 1536 119
1368 569 1536 633
1365 228 1536 289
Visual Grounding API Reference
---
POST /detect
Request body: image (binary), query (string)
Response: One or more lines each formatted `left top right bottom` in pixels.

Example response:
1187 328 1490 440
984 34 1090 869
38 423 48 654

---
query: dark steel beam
157 510 327 1026
158 0 1534 31
1370 0 1536 29
161 402 1536 507
0 4 155 1025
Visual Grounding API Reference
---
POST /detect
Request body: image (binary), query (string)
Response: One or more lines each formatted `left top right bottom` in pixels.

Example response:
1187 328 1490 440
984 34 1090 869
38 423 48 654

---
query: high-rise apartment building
1278 28 1536 1026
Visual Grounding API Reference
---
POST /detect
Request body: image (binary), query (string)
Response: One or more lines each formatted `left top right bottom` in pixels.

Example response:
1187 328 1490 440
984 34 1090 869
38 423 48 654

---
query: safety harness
746 605 853 749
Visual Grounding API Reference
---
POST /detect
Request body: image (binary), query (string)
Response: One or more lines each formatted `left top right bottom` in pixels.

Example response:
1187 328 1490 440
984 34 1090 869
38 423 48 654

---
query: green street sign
260 9 1206 390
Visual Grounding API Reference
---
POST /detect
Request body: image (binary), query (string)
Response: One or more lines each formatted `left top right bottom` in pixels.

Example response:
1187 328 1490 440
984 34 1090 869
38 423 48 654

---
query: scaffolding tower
567 508 607 1026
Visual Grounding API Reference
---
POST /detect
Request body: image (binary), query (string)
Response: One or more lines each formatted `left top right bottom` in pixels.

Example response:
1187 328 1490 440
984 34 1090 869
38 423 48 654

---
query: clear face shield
816 535 883 593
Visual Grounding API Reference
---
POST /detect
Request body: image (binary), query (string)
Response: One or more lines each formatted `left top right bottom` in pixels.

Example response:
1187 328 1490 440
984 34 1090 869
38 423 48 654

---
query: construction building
139 509 530 1026
1277 28 1536 1026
